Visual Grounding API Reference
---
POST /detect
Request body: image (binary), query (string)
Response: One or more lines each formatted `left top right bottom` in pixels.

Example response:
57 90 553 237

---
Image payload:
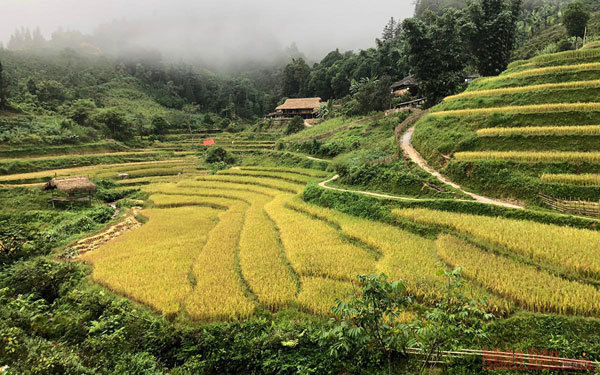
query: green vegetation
412 45 600 204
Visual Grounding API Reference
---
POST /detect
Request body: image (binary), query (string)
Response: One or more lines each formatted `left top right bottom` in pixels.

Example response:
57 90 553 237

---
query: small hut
43 176 97 207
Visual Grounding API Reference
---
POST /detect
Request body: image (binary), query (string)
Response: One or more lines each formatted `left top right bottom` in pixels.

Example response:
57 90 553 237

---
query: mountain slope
412 44 600 205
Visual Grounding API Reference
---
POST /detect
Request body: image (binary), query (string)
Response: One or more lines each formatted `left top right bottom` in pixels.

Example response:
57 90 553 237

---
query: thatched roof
276 98 322 111
391 76 418 90
43 177 97 194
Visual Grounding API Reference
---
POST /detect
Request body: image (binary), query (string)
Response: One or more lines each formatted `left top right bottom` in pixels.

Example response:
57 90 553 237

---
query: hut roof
276 98 322 111
391 76 418 89
43 177 97 194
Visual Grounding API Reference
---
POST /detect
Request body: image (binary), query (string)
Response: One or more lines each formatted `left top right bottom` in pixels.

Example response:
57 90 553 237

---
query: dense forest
0 0 597 145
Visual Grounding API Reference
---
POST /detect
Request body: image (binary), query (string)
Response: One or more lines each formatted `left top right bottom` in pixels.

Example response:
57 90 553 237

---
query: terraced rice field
66 159 600 320
412 44 600 204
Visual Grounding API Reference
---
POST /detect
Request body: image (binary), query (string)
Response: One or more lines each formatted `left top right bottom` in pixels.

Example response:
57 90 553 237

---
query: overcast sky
0 0 416 63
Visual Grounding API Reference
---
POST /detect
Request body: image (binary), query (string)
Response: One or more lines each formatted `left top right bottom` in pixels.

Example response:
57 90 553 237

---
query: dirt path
70 207 143 257
400 126 523 209
318 175 453 202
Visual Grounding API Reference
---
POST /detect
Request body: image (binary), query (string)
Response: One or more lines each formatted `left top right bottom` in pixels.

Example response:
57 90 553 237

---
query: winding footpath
399 126 523 209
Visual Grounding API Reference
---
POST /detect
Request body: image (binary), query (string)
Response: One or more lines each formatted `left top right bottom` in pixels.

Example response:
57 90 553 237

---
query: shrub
285 116 305 135
205 147 235 165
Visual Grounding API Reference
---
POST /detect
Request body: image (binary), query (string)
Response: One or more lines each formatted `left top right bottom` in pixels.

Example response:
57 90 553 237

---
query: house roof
43 177 97 194
391 76 418 89
276 98 322 111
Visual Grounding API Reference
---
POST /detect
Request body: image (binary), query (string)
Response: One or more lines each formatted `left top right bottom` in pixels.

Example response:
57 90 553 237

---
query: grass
476 125 600 137
540 173 600 186
284 116 361 141
437 235 600 316
445 80 600 101
454 151 600 164
430 103 600 117
393 208 600 280
507 48 600 71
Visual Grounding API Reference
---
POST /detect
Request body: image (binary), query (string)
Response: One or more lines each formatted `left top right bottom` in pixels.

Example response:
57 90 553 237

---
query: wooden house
274 98 322 119
391 76 419 97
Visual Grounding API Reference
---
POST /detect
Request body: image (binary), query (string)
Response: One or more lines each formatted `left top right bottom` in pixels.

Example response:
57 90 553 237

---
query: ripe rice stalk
296 276 356 316
287 198 512 314
430 102 600 117
540 173 600 186
196 175 304 194
507 48 600 70
393 208 600 280
238 194 299 310
476 125 600 137
184 201 256 320
436 235 600 315
216 169 314 184
477 62 600 84
240 166 329 178
446 80 600 101
81 206 221 316
264 195 376 282
454 151 600 164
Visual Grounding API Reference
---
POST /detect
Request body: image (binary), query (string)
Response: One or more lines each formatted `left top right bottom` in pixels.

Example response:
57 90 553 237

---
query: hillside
412 44 600 206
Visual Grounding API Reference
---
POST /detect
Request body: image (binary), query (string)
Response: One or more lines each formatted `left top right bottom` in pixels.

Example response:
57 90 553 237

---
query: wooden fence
539 193 600 218
407 347 597 372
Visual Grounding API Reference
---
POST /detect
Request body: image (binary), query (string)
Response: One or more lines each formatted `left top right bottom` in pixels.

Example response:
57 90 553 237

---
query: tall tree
563 1 590 48
467 0 522 76
403 9 470 106
281 58 310 97
0 60 6 109
381 17 401 41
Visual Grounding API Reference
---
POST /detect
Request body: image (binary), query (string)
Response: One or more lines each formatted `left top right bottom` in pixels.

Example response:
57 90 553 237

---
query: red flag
203 139 215 146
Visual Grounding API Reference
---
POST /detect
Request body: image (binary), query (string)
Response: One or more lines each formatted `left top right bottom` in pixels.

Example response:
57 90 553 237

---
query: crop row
265 194 376 282
239 166 329 178
393 208 600 280
479 62 600 84
216 169 314 184
541 173 600 186
196 175 305 194
286 198 512 314
454 151 600 164
476 125 600 137
446 79 600 101
507 48 600 70
430 102 600 117
184 200 257 320
436 235 600 315
81 206 222 316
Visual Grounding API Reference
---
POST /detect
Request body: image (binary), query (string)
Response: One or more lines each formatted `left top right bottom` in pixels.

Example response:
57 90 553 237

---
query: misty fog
1 0 415 69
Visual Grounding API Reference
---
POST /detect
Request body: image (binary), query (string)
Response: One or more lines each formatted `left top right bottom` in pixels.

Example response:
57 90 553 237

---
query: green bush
205 147 235 165
285 116 305 135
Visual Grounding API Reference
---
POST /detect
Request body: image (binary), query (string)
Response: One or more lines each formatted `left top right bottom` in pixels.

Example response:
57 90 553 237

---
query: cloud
0 0 415 67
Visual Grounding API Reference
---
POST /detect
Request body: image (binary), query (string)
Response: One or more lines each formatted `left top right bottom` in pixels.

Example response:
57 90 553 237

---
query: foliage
94 109 135 142
403 9 470 106
467 0 522 76
322 270 493 374
563 1 591 44
204 147 235 165
285 116 305 135
282 58 310 97
322 274 413 375
350 76 393 114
